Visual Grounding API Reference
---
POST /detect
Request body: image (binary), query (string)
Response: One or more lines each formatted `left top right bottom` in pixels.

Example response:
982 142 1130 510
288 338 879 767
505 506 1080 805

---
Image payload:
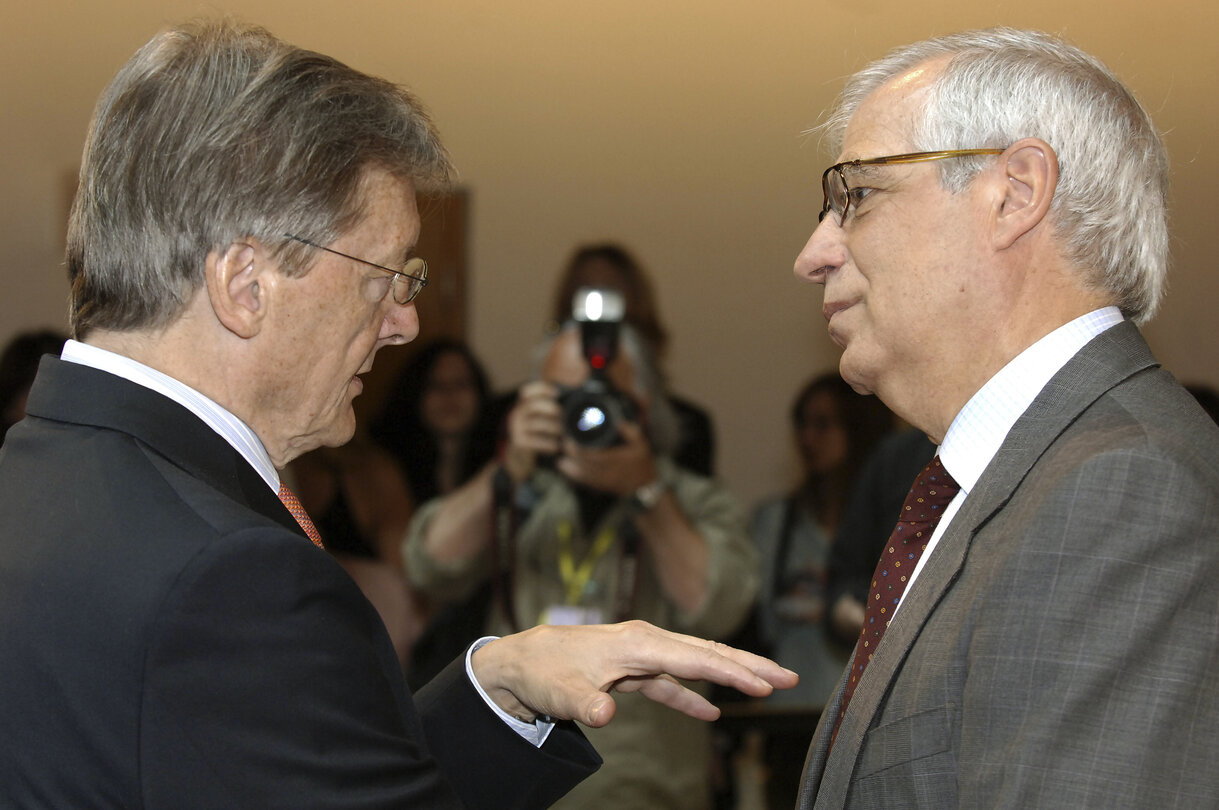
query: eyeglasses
284 234 428 305
819 149 1005 224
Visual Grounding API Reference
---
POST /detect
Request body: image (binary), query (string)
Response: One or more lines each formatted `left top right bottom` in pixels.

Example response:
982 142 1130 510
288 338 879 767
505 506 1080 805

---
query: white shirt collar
60 340 281 492
896 307 1125 612
938 307 1124 493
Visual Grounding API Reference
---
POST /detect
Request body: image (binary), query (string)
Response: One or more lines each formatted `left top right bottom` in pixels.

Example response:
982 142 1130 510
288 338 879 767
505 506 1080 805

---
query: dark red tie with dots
830 455 959 746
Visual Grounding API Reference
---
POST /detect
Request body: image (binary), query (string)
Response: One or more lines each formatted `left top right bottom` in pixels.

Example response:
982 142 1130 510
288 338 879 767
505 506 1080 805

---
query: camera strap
489 465 521 633
491 471 644 628
614 520 643 623
557 521 617 606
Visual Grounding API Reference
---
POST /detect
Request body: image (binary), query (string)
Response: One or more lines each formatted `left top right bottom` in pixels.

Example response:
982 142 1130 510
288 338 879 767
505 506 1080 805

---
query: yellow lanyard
557 521 617 606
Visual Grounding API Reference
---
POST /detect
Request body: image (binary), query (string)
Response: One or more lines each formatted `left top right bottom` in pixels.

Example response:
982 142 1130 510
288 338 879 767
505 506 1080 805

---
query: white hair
821 28 1168 323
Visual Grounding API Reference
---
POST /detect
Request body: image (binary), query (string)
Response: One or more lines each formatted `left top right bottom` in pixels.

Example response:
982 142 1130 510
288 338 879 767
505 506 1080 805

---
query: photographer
404 317 757 810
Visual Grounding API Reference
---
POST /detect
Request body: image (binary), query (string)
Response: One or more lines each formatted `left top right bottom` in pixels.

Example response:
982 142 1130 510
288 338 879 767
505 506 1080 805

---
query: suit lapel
26 356 303 538
801 321 1158 808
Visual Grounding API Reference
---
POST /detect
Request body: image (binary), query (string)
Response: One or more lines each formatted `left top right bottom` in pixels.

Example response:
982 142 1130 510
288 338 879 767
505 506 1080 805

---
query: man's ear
205 240 271 339
992 138 1058 251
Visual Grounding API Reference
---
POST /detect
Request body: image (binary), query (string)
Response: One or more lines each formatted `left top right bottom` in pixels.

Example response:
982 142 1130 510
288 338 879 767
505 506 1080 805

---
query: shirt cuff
465 636 556 747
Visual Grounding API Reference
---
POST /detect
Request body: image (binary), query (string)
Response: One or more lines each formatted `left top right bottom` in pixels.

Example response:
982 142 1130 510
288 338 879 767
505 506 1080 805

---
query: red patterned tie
831 455 959 745
277 483 324 549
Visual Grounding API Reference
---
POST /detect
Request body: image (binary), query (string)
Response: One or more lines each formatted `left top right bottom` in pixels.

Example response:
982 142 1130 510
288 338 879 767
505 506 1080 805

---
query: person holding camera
404 317 758 810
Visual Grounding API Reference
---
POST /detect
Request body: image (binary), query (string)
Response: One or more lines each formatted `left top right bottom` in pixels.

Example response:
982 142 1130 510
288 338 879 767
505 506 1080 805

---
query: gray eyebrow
845 164 887 183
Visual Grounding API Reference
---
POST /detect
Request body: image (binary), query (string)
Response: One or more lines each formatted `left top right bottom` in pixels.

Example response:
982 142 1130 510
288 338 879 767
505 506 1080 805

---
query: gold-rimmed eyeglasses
819 149 1005 224
284 233 428 305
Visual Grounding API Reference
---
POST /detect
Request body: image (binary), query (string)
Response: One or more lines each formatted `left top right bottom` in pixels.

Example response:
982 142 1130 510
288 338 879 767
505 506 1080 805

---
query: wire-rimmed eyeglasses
819 149 1005 224
284 234 428 305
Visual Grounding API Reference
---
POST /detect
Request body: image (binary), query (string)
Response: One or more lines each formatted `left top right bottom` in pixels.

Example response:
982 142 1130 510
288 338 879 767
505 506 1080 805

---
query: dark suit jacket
0 357 599 809
799 322 1219 809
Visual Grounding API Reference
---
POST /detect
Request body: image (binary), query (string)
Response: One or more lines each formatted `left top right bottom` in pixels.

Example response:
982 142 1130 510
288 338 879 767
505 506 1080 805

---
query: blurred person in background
373 338 499 507
551 243 716 476
287 434 419 669
372 338 502 687
406 321 758 810
0 329 67 446
823 427 936 648
747 373 893 807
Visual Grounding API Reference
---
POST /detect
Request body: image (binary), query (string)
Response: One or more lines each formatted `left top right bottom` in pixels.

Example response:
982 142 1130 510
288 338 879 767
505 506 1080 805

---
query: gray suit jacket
799 321 1219 809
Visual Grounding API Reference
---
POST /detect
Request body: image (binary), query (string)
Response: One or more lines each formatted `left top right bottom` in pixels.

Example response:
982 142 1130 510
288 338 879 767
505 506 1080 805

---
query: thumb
583 692 618 728
617 420 646 444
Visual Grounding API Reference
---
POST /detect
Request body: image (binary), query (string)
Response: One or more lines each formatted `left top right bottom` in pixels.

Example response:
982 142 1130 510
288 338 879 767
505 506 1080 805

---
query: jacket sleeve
416 656 601 809
141 527 597 809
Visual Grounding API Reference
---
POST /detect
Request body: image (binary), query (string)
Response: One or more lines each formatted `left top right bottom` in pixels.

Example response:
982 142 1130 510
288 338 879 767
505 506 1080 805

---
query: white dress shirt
897 307 1125 611
60 340 553 746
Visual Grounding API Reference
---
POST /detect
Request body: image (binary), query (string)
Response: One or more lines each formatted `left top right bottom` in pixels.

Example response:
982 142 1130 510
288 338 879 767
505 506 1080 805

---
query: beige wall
3 0 1216 506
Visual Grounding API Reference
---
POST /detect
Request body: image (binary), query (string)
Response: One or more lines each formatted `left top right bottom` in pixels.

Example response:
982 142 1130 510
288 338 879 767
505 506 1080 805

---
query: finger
610 622 798 695
517 380 558 401
516 427 562 454
513 412 562 450
616 420 646 445
515 404 562 433
554 455 580 480
700 641 800 691
554 448 608 485
612 674 721 722
581 692 618 728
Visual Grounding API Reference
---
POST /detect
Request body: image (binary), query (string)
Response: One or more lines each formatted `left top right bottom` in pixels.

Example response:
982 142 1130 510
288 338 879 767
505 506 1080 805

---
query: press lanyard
557 521 617 605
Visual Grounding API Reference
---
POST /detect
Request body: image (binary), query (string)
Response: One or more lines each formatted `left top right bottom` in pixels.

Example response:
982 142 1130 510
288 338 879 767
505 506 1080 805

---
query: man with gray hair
0 19 794 809
794 28 1219 808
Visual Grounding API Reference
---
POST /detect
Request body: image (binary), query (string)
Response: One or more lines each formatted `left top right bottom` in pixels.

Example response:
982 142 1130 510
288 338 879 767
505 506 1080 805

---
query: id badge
540 605 605 626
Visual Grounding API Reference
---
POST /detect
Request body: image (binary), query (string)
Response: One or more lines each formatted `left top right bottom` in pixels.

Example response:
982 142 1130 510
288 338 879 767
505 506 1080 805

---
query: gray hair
820 28 1168 323
67 18 454 338
534 322 681 457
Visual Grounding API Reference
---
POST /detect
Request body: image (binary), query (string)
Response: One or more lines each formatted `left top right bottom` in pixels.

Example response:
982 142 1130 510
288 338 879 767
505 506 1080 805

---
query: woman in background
748 372 893 807
373 339 499 507
371 339 500 688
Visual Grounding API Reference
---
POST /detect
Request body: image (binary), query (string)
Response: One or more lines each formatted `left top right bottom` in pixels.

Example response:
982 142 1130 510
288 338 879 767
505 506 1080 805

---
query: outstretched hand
471 620 798 728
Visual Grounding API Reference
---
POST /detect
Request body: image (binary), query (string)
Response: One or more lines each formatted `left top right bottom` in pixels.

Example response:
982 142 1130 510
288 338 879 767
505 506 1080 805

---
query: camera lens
558 382 634 447
574 405 608 434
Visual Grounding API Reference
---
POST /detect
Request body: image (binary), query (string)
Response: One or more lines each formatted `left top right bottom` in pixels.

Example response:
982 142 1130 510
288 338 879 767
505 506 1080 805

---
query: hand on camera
503 381 562 483
556 421 657 496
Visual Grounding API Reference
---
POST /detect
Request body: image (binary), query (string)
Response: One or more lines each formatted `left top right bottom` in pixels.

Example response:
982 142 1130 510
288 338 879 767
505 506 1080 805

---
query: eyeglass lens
821 168 848 223
393 257 428 304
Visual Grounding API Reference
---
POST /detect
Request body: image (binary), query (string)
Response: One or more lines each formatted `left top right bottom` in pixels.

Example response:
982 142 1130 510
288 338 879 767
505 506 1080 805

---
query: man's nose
381 300 420 346
793 217 844 286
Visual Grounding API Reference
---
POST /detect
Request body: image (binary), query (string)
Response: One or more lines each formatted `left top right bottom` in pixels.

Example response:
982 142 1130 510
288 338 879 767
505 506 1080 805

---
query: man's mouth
822 300 854 348
822 300 852 323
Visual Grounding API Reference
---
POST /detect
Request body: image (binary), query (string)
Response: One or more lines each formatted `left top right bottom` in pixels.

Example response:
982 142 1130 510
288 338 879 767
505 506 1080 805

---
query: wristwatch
632 478 669 512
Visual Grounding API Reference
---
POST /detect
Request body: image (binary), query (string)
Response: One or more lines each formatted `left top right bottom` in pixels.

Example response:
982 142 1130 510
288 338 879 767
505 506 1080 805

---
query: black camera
557 288 637 447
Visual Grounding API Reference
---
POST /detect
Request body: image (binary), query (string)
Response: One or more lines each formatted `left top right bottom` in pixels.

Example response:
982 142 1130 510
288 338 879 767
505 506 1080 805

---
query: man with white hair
794 28 1219 808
